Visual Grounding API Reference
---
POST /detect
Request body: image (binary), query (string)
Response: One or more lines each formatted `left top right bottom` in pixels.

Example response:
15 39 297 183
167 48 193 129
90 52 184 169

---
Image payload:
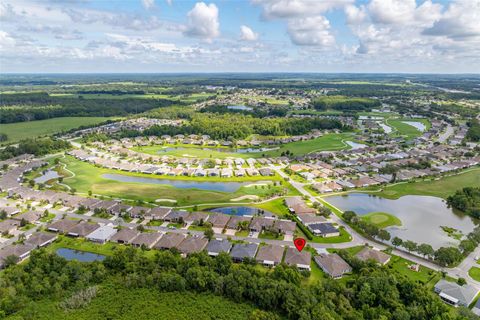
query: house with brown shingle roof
206 213 230 229
255 244 284 266
25 232 57 248
355 247 391 265
154 233 186 250
47 219 79 233
110 228 140 244
314 253 351 279
67 221 100 237
131 232 163 248
176 236 208 255
249 217 275 232
284 247 311 271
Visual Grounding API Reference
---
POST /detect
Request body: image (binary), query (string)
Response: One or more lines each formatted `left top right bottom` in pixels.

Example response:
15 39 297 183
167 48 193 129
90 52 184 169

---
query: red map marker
293 238 306 252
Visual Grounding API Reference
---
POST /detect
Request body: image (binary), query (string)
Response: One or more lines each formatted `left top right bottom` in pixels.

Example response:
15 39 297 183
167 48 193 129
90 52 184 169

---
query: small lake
103 173 269 192
157 146 277 154
209 206 274 217
402 121 427 132
345 141 368 150
56 248 105 262
227 105 253 111
34 170 61 184
325 193 477 249
379 123 392 134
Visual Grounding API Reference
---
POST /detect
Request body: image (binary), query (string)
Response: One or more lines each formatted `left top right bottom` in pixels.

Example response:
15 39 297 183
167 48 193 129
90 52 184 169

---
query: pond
345 141 368 150
103 173 270 192
324 193 477 249
34 170 61 184
227 105 253 111
56 248 105 262
379 123 392 134
402 121 427 132
209 206 274 217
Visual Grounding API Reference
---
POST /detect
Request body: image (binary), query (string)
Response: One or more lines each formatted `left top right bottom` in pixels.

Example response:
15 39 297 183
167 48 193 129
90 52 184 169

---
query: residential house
47 219 79 233
284 247 311 271
86 224 117 243
154 233 186 250
434 279 479 307
177 236 208 255
0 244 34 269
355 247 391 265
25 232 57 248
255 245 284 267
206 239 232 256
314 253 351 279
67 221 100 238
230 243 258 262
131 232 162 249
109 228 140 244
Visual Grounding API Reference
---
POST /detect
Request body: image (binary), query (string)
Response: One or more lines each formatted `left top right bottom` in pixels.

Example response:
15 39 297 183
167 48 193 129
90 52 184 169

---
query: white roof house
86 224 118 243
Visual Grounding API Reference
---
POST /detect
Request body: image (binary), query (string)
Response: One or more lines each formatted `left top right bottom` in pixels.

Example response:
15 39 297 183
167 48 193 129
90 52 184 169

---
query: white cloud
184 2 219 40
240 25 258 41
344 4 366 25
166 0 173 5
423 0 480 40
0 30 16 48
253 0 353 19
287 16 335 47
142 0 155 9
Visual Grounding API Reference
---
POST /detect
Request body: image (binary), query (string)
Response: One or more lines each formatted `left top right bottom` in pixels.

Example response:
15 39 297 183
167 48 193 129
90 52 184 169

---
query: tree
2 255 19 268
204 226 214 240
417 243 434 258
434 247 463 267
402 240 417 253
377 230 391 241
459 239 476 254
457 277 467 286
343 211 357 222
392 237 403 248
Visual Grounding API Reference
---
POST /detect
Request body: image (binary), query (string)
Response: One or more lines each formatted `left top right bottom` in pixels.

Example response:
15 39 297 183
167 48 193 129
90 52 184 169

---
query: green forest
447 187 480 219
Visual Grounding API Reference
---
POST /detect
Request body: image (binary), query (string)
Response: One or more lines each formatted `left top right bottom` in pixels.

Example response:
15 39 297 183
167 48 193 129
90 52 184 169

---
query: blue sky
0 0 479 73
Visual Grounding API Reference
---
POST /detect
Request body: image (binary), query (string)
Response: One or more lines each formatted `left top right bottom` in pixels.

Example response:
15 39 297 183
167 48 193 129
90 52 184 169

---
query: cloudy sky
1 0 479 73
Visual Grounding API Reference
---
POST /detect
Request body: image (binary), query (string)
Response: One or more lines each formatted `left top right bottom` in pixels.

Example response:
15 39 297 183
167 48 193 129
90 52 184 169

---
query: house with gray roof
314 253 351 279
308 223 340 237
154 233 186 250
284 247 311 271
86 224 117 243
147 207 171 220
230 243 258 262
206 239 232 256
472 298 480 316
255 244 284 266
206 213 230 229
226 216 251 230
434 279 479 307
0 219 20 234
163 210 189 223
273 220 296 236
109 228 139 244
131 232 163 248
25 232 57 248
249 217 275 232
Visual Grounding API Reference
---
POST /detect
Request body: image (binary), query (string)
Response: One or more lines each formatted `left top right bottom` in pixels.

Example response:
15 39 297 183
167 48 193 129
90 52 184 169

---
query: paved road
437 124 454 143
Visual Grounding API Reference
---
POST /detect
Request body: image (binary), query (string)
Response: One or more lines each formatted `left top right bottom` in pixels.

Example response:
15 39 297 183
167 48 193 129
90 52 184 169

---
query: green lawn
253 198 290 217
6 283 258 320
361 212 402 229
386 118 431 140
0 117 115 144
367 167 480 200
261 133 353 157
468 267 480 281
387 255 438 284
59 156 297 206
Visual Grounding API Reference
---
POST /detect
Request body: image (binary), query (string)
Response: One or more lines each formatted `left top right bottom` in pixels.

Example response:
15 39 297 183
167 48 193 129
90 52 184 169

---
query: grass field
0 117 115 144
386 118 431 140
361 212 402 229
6 283 258 320
59 156 298 206
469 267 480 282
367 167 480 200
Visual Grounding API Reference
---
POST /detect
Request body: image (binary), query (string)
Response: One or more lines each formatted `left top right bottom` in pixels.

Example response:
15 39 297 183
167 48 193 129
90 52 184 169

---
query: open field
361 212 402 229
366 167 480 200
468 267 480 282
6 284 258 320
59 156 299 206
386 118 431 139
0 117 114 144
261 133 354 157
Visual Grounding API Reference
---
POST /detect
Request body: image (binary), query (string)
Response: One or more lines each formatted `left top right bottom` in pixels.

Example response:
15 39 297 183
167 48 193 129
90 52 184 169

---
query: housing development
1 0 480 319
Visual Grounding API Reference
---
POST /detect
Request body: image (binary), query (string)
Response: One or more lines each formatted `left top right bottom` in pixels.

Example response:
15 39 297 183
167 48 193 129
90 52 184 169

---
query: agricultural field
58 156 299 206
0 117 114 144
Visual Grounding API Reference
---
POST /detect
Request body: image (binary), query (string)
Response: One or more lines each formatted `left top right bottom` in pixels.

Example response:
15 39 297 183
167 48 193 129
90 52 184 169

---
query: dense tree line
466 120 480 142
139 113 348 140
1 246 473 319
447 187 480 219
0 92 176 123
200 105 289 118
312 95 380 112
0 138 71 160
